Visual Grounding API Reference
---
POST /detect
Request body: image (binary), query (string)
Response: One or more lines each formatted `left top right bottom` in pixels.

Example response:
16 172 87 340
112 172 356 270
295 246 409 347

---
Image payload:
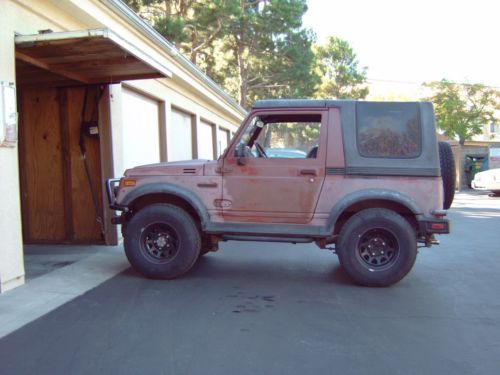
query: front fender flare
120 182 210 228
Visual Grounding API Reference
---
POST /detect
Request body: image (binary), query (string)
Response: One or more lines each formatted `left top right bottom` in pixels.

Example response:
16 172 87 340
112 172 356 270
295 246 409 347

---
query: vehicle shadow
191 253 357 286
121 250 358 287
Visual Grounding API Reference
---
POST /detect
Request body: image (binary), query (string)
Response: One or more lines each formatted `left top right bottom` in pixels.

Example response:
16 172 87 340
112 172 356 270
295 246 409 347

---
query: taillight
430 223 446 231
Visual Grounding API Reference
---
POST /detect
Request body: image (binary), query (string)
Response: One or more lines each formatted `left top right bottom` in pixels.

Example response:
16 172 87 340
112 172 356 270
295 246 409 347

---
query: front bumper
106 178 127 211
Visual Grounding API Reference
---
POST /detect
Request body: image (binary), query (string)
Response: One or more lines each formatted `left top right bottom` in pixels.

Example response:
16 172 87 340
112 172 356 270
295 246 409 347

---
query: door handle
215 167 233 174
300 169 317 176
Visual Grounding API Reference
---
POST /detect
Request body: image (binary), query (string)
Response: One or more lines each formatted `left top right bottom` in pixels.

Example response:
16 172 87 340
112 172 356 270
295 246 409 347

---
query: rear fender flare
326 189 421 233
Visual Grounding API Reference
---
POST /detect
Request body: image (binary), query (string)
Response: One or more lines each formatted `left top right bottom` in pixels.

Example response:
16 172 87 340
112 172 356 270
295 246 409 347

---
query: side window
255 114 321 159
357 102 421 158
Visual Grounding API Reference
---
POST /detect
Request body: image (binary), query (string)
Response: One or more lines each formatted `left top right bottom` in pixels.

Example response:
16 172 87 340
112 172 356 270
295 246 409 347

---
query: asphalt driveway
0 191 499 375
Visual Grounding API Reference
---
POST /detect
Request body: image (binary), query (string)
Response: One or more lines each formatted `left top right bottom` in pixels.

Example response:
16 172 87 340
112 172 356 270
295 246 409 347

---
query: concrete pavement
0 191 499 374
0 245 129 338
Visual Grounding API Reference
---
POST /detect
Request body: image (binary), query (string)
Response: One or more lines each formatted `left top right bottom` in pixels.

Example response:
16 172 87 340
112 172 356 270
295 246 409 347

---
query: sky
303 0 500 88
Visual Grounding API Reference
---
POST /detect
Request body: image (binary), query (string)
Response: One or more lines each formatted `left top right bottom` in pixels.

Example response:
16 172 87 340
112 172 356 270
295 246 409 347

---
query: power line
367 78 500 89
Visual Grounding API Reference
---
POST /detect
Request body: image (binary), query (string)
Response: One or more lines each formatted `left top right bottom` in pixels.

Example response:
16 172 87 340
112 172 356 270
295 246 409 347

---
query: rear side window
356 102 421 158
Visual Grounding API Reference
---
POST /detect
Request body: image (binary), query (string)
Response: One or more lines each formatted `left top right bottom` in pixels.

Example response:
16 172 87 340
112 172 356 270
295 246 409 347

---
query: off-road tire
337 208 417 287
124 204 200 279
439 141 456 209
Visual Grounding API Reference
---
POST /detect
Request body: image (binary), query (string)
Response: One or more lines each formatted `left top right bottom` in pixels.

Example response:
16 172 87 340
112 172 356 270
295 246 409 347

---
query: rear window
356 102 421 158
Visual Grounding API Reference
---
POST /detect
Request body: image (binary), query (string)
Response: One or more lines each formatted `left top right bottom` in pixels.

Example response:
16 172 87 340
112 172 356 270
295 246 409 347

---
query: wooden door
19 86 104 243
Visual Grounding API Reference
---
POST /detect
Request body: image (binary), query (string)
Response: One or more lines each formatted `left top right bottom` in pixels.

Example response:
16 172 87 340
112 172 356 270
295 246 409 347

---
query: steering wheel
254 141 268 158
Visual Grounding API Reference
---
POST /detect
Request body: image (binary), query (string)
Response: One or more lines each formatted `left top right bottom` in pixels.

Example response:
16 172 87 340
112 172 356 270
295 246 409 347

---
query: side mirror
234 142 248 166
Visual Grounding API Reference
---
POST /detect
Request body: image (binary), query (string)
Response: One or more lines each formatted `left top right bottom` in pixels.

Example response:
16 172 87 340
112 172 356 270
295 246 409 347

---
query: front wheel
124 204 201 279
337 208 417 287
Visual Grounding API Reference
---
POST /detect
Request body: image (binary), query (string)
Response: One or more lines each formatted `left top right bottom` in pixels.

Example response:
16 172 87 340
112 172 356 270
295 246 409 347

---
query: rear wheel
337 208 417 287
124 204 200 279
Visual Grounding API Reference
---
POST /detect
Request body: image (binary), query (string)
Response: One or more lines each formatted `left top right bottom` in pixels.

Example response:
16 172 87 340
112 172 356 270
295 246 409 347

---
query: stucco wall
0 1 26 291
0 0 97 292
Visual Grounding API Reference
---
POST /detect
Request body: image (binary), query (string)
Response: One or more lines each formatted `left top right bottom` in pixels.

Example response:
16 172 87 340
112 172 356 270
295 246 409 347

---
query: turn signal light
123 179 136 187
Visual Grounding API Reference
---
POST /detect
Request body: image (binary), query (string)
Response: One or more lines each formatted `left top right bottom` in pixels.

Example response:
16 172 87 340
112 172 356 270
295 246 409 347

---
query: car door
221 110 327 224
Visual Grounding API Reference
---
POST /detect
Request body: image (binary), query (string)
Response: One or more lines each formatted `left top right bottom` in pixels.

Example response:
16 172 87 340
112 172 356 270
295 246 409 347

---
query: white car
472 168 500 196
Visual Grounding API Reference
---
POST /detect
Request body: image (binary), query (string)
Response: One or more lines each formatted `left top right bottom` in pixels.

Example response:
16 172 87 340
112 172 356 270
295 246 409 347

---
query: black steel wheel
337 208 417 287
356 228 399 270
140 223 179 263
124 204 200 279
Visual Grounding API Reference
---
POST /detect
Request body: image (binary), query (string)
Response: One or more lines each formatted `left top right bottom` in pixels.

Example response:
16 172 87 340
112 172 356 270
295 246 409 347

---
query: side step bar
221 235 313 244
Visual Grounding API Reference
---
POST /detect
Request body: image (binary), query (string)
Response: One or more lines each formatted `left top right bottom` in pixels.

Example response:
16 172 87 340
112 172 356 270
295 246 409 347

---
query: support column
159 100 171 162
192 113 199 159
213 123 220 159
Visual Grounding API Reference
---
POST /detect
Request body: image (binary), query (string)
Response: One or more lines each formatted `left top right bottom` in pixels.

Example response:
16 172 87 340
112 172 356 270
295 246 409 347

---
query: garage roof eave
99 0 246 118
15 28 172 85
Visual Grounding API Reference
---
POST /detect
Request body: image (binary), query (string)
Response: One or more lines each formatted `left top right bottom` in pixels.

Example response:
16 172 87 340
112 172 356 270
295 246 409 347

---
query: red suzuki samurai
107 100 454 286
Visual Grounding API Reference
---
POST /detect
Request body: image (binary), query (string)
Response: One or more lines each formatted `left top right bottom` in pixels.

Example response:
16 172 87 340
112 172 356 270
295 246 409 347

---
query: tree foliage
314 36 368 99
123 0 367 108
123 0 233 66
424 79 500 145
220 0 318 107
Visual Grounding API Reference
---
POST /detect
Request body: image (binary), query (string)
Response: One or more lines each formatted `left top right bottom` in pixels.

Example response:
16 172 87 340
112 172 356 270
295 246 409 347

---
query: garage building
0 0 246 292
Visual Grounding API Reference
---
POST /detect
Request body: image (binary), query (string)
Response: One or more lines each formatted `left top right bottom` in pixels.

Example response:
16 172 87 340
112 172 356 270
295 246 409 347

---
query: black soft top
252 99 353 109
252 99 432 109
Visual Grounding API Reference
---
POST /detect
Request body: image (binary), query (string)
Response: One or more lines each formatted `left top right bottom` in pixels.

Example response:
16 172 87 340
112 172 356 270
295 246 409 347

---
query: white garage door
168 108 193 161
218 128 230 157
198 120 215 160
122 89 160 170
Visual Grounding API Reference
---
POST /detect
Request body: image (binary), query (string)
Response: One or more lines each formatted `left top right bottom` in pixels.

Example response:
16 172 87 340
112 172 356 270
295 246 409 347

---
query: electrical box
0 82 18 148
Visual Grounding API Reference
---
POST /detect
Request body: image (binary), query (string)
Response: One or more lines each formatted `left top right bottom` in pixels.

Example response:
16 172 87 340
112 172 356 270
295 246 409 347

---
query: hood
124 159 214 177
